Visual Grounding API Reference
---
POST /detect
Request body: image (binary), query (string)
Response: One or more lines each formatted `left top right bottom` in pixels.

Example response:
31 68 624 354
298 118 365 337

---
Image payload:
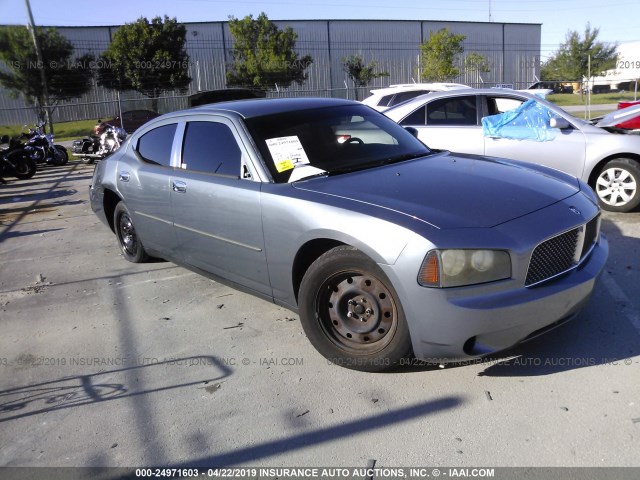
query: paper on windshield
265 136 311 173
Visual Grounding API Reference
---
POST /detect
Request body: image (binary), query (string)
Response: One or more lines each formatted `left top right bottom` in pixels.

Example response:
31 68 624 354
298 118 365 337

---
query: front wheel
298 246 412 372
114 202 148 263
53 146 68 166
594 158 640 212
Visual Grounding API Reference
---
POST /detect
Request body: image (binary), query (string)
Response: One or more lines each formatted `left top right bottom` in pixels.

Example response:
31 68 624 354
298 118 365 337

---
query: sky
1 0 639 62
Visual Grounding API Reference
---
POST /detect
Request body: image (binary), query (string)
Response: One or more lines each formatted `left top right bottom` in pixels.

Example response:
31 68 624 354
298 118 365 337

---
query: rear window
391 90 430 106
377 94 394 107
136 124 177 167
427 97 477 126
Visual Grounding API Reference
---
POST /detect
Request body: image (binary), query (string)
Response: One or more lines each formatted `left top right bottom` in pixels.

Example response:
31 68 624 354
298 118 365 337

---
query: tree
419 28 466 82
464 52 491 85
0 26 93 132
342 54 389 100
541 23 617 81
98 16 191 112
226 13 313 89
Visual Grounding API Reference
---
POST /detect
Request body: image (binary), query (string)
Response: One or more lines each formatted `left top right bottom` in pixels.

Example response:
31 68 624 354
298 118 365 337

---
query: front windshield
244 104 431 183
527 95 589 125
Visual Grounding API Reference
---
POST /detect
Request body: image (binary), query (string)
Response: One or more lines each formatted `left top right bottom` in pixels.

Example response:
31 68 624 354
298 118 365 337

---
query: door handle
119 171 130 182
172 180 187 193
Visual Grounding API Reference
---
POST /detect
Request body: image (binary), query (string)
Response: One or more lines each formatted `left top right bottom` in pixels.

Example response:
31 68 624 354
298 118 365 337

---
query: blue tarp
481 99 559 142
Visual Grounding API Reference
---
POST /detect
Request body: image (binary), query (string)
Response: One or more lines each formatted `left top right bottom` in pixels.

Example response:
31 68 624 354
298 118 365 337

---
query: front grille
581 215 600 257
525 215 599 287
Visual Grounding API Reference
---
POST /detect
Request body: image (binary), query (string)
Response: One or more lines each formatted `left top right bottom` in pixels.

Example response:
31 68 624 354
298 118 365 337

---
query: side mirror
404 126 419 138
550 117 570 129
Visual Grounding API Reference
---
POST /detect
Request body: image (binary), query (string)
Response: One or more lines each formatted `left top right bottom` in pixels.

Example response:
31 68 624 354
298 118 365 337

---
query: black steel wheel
299 246 412 371
114 202 148 263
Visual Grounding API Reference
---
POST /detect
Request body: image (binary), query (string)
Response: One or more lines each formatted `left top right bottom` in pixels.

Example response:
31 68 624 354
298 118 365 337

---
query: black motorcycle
22 122 68 167
0 135 38 182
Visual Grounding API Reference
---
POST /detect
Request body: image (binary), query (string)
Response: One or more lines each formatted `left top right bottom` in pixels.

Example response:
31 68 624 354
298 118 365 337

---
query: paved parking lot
1 160 639 469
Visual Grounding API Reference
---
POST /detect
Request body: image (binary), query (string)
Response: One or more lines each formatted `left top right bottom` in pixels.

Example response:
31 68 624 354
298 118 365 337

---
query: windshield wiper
325 151 430 175
379 151 430 165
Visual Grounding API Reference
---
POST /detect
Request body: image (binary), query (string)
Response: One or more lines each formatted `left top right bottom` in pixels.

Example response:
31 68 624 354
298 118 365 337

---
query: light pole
24 0 53 134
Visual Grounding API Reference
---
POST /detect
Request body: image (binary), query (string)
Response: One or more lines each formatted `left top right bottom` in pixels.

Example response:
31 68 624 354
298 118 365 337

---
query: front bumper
385 233 608 362
380 186 609 363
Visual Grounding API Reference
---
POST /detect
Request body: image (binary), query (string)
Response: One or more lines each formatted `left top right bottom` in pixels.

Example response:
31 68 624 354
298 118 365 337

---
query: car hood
292 152 580 229
596 104 640 127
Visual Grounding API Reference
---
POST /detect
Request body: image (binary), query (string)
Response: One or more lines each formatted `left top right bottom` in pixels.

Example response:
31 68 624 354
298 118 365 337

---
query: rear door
399 94 485 155
117 122 180 258
170 118 271 296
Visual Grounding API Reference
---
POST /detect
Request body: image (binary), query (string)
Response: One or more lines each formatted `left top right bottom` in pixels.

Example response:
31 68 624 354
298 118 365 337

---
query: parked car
93 110 160 135
90 98 607 371
361 83 472 111
590 101 640 133
527 81 574 94
383 88 640 212
188 88 266 107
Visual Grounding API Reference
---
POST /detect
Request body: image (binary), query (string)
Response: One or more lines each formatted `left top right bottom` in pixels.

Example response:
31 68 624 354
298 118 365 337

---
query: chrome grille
525 215 600 287
581 215 600 258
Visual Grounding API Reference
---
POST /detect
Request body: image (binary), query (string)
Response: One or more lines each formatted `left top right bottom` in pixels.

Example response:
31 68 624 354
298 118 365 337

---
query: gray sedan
90 98 608 371
384 88 640 213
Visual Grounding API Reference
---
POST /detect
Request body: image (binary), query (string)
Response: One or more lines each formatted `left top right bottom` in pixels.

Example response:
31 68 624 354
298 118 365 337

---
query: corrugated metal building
0 19 541 125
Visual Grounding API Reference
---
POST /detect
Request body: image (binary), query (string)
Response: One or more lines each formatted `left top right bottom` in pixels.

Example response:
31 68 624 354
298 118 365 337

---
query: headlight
418 249 511 288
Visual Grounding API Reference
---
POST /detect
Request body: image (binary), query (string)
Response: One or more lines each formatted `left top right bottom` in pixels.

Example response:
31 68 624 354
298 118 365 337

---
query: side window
400 106 426 126
488 97 525 115
391 90 430 106
426 97 478 126
182 121 242 177
136 123 177 166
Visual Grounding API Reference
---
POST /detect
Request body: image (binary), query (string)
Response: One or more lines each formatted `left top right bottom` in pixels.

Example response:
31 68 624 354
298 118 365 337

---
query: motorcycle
72 123 127 164
0 135 38 183
21 122 69 167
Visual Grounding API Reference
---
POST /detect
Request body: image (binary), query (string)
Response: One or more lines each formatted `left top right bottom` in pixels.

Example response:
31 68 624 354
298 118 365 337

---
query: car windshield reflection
244 105 431 183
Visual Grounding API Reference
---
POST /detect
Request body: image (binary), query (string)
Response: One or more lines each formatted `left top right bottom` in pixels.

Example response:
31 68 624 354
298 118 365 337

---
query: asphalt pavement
0 160 639 471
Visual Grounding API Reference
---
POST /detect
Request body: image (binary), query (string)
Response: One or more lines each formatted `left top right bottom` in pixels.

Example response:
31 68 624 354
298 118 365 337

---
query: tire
11 155 37 180
594 158 640 212
54 146 68 166
113 202 148 263
298 246 412 372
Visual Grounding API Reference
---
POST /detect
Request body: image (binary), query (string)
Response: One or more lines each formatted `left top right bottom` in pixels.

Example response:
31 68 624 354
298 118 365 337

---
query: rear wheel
298 246 412 371
594 158 640 212
114 202 148 263
11 155 37 180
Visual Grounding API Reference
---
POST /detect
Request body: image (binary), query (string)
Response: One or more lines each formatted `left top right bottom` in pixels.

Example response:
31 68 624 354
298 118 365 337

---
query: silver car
90 98 608 372
384 88 640 212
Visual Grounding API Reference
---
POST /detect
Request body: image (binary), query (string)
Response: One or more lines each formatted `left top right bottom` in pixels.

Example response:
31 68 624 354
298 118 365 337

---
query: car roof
190 97 357 119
